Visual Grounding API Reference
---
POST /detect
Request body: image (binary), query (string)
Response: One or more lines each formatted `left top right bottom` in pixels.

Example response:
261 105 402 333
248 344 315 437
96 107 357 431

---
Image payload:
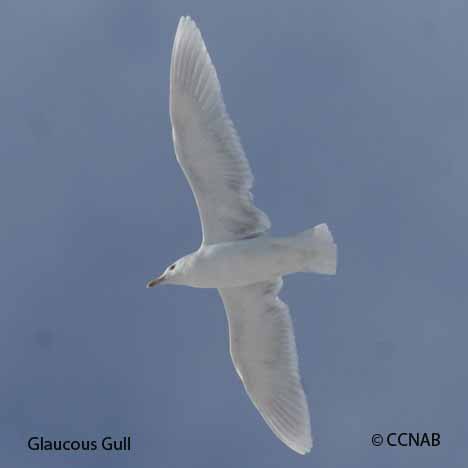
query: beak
146 274 166 288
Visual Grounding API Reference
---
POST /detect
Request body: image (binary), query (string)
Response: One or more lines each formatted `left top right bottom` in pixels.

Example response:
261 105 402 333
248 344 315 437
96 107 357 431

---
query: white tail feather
294 223 337 275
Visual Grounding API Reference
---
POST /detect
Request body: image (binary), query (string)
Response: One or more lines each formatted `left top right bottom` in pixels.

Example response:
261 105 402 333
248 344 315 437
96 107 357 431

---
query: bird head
146 258 185 287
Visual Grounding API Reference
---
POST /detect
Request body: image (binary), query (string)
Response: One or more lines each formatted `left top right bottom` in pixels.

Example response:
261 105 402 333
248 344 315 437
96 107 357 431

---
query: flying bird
147 16 337 454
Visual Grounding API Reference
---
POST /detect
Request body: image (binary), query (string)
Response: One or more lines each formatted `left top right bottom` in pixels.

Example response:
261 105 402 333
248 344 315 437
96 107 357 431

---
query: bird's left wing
219 279 312 454
170 17 271 245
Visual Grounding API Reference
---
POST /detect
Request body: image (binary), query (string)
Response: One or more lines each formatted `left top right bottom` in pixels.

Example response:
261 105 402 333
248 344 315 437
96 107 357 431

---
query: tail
293 223 337 275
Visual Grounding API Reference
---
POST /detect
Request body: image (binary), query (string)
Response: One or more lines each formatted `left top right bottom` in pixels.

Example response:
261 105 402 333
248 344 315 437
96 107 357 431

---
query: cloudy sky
1 1 467 467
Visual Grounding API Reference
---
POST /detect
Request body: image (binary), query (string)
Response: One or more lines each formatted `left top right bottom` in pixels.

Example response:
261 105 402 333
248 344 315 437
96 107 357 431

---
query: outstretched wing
170 17 271 245
219 279 312 454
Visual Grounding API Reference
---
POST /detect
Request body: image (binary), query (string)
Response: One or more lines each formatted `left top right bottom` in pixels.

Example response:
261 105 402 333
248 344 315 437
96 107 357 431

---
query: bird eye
169 264 175 271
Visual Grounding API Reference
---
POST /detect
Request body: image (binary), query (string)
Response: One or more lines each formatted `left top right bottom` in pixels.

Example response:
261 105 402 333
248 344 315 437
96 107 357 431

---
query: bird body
166 224 336 289
147 16 337 454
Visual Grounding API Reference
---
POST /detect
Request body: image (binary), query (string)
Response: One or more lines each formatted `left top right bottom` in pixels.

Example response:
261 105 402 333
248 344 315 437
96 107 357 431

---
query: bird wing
219 279 312 454
170 17 271 245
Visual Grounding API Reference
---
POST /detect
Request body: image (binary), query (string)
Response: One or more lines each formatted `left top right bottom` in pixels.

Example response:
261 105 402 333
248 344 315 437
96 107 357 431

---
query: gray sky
1 1 467 467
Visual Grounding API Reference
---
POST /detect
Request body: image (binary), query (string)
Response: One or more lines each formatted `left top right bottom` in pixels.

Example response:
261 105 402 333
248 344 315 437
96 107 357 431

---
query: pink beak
146 274 166 288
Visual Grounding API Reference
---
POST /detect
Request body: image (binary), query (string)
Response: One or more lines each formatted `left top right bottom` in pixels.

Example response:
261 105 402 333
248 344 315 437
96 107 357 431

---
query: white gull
147 16 337 455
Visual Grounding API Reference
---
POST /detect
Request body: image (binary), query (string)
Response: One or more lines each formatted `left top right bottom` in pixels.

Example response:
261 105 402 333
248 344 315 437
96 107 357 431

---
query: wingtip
289 440 312 455
174 16 201 49
177 15 196 30
289 435 313 455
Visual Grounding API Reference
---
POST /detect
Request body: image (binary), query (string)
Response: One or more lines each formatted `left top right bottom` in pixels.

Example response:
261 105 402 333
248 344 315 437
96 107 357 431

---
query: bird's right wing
219 279 312 454
170 17 271 245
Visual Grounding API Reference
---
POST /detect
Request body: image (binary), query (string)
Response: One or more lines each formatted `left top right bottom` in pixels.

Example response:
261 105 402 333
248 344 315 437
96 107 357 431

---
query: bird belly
186 237 298 288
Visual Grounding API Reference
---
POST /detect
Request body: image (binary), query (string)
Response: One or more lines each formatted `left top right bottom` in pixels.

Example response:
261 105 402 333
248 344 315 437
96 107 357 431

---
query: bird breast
184 237 295 289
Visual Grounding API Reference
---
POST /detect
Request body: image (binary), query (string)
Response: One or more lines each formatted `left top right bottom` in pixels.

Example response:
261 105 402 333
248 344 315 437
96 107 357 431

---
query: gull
147 16 337 455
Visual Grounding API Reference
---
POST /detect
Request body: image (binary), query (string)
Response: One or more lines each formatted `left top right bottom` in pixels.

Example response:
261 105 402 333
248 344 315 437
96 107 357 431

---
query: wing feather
170 17 271 244
219 279 313 454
